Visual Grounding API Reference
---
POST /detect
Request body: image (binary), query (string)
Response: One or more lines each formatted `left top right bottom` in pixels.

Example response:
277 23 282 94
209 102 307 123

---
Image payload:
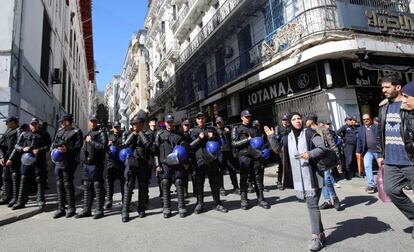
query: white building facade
145 0 414 129
0 0 96 133
112 31 149 128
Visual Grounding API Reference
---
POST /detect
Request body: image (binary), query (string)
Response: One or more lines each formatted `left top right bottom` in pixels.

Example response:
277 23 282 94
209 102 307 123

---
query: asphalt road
0 171 413 252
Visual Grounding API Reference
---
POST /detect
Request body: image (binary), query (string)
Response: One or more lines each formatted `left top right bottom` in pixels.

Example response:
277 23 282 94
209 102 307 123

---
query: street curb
0 191 82 227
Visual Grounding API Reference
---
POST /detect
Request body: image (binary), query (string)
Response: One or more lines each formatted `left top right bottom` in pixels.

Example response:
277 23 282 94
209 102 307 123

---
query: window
40 11 52 86
264 0 285 37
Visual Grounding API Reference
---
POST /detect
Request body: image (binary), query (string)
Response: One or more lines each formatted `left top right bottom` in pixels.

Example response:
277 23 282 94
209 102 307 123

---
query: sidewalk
0 164 83 226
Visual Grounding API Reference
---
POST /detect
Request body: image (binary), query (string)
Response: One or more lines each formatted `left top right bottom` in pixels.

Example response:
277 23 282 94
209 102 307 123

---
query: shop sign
344 60 414 87
337 2 414 37
241 65 320 107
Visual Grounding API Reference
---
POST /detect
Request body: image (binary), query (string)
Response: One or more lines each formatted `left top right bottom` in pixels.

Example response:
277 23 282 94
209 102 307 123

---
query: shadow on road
326 216 393 244
341 195 378 208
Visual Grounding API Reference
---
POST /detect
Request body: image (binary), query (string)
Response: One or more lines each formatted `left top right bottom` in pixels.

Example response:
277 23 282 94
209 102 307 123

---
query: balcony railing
153 75 176 100
176 0 244 69
171 0 198 33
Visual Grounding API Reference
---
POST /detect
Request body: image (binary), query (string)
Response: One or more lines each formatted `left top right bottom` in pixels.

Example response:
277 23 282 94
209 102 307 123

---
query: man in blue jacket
356 114 379 194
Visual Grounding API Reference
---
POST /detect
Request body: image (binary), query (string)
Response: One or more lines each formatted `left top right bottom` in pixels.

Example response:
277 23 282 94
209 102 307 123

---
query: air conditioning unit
52 68 62 84
222 46 233 58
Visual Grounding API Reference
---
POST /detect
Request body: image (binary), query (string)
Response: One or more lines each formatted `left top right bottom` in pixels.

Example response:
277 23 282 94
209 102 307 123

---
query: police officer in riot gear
12 118 51 210
190 112 227 214
215 117 239 195
0 116 21 206
121 115 151 222
180 119 195 198
52 113 83 218
76 114 108 219
232 110 270 210
144 117 157 203
105 121 125 209
154 114 188 218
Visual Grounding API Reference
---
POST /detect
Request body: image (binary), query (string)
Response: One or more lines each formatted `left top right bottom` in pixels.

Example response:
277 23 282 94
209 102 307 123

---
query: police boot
229 172 240 195
255 174 270 209
53 181 66 219
121 183 132 223
194 182 204 214
219 176 226 196
0 173 12 204
75 181 92 218
8 173 20 208
36 176 46 210
175 179 187 218
64 181 76 217
161 179 171 218
93 181 104 219
12 175 28 210
240 188 249 210
191 174 198 198
137 186 147 218
212 183 228 213
104 178 113 210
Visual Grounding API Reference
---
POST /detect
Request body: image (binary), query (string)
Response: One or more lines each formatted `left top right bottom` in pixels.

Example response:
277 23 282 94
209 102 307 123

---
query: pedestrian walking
266 112 326 251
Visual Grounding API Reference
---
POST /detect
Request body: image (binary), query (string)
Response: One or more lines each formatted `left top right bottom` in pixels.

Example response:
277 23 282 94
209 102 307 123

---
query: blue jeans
322 170 337 201
364 151 378 188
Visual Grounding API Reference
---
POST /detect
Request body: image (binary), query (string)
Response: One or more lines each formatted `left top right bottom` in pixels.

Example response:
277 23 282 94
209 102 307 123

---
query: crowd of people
0 73 413 251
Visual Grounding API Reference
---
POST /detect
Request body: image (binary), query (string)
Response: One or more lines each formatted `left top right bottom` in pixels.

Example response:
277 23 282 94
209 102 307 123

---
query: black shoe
138 211 146 218
66 208 76 218
333 197 341 211
215 204 228 213
104 200 112 210
194 203 204 214
232 188 240 195
53 209 66 219
276 183 285 191
93 212 104 220
12 202 25 210
163 210 171 219
258 199 270 209
122 216 129 223
75 210 92 218
7 199 16 208
319 202 333 210
365 186 377 194
37 200 46 210
179 208 187 218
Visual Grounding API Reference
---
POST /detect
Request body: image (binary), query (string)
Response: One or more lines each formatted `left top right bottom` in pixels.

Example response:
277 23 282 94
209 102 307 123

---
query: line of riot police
0 109 272 222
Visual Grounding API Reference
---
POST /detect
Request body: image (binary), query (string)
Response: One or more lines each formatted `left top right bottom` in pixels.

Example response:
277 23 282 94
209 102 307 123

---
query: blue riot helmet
119 147 133 162
250 137 264 150
261 148 270 160
109 145 118 156
173 145 187 160
51 149 65 163
21 153 37 166
206 141 220 156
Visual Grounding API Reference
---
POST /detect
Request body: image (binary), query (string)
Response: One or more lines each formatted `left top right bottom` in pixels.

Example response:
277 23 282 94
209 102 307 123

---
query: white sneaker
334 183 341 188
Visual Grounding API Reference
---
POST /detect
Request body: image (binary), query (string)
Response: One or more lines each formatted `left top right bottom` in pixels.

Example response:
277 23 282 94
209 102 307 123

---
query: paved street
0 167 413 252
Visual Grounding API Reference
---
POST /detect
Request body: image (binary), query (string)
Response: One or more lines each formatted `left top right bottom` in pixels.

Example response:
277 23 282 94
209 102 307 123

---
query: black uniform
105 130 125 209
181 129 196 197
215 125 239 194
337 124 357 179
190 126 227 214
0 126 21 206
76 127 108 219
154 128 187 218
51 126 83 218
12 129 51 210
144 128 157 201
121 130 151 222
232 124 269 210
